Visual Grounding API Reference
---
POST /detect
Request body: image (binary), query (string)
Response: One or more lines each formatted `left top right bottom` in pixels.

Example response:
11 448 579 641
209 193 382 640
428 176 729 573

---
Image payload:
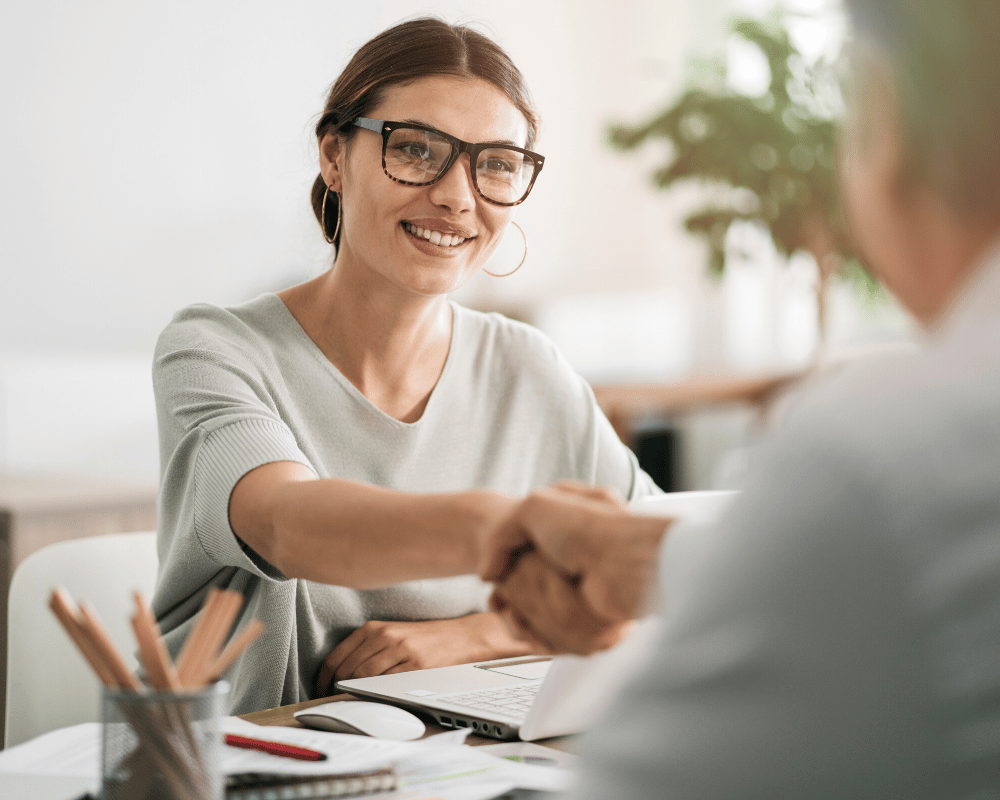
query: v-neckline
266 293 460 428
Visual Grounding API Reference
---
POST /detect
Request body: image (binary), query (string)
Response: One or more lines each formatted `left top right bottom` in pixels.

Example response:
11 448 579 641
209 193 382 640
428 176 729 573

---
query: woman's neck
278 266 453 422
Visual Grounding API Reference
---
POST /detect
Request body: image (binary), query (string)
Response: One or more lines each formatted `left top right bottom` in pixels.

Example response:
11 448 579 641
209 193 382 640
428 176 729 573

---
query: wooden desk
0 472 157 730
240 692 577 754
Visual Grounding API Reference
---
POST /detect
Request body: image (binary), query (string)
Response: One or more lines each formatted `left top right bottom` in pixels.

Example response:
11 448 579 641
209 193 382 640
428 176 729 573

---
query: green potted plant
609 15 875 344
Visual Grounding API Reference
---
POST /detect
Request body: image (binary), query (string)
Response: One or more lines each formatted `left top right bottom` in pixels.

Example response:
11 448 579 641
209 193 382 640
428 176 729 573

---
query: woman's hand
489 550 634 656
315 611 535 695
481 481 671 626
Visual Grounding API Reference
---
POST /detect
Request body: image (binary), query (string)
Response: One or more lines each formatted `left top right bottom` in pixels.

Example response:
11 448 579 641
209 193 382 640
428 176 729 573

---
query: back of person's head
309 17 539 245
844 0 1000 218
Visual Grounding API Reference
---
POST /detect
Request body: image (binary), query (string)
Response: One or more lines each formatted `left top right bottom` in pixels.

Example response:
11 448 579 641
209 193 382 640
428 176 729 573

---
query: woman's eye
391 141 432 161
484 157 515 174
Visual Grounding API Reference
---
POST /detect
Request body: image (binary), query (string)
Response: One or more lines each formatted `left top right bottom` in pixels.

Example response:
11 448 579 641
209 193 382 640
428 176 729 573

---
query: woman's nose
427 155 477 212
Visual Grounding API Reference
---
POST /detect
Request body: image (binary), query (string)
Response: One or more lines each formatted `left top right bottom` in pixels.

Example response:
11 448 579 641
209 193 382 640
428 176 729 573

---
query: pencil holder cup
100 681 230 800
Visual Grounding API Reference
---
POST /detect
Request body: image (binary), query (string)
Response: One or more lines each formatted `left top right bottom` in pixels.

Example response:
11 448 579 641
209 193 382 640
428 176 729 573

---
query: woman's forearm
230 460 514 587
272 479 512 586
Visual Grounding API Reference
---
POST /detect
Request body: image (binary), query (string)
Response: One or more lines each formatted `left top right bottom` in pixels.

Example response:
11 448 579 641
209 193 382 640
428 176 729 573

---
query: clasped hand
480 482 672 655
316 483 671 694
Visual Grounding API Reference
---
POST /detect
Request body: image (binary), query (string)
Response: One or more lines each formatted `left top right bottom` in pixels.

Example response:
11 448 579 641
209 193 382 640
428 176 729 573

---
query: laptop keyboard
441 682 542 720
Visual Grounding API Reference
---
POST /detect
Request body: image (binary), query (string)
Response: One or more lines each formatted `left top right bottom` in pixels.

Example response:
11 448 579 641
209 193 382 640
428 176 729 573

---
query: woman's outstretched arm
230 460 514 588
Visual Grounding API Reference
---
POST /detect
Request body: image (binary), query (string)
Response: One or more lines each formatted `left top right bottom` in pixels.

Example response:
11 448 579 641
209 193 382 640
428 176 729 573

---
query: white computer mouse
294 701 426 740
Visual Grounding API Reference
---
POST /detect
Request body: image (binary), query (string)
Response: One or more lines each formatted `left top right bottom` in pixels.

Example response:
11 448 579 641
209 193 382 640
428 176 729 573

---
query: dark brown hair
310 17 540 248
844 0 1000 215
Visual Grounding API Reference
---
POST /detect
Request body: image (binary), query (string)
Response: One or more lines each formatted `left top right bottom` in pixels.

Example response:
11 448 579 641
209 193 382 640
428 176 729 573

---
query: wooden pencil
132 592 182 691
207 618 264 682
187 590 242 687
49 588 118 688
76 602 142 692
174 587 223 684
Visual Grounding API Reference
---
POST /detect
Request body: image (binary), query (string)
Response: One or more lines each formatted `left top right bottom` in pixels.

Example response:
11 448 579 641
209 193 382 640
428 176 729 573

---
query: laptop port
440 716 453 726
494 726 502 736
455 719 468 728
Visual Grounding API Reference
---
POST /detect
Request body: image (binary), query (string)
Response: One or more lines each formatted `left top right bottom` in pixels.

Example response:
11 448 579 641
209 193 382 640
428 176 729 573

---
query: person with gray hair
483 2 1000 796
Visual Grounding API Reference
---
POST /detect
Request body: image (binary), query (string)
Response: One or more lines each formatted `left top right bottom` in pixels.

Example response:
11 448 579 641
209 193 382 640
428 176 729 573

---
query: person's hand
315 612 533 695
481 482 672 624
489 550 633 655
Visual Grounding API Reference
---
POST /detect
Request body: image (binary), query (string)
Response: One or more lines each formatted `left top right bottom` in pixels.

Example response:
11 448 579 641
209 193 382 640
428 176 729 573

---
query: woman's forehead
371 75 529 146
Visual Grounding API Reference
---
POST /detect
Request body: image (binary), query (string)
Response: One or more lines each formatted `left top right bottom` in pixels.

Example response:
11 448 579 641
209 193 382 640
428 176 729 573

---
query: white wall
0 0 726 481
0 0 914 483
0 0 713 360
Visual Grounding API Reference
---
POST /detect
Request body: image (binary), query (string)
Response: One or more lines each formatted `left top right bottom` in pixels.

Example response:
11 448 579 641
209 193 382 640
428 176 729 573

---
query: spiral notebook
225 765 397 800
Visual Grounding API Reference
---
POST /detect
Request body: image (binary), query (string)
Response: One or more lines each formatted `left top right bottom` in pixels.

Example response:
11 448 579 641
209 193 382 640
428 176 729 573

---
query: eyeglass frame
349 117 545 207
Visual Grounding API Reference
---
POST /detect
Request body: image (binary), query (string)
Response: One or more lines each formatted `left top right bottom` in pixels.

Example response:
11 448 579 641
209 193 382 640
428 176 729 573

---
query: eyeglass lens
384 127 536 204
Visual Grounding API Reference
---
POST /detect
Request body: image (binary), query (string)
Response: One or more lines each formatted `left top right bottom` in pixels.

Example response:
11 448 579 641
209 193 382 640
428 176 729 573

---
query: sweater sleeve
536 329 660 501
585 376 662 501
153 306 314 582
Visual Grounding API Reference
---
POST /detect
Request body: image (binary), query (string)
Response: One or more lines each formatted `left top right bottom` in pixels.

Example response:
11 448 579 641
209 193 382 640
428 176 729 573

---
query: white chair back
5 531 158 747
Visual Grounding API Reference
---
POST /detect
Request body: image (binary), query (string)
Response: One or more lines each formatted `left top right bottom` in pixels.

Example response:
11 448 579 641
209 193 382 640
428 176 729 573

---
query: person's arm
570 434 938 800
230 463 543 683
230 461 514 588
482 483 671 634
314 611 535 692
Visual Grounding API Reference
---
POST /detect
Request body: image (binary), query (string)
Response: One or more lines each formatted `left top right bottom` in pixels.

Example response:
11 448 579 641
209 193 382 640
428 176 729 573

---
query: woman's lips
402 221 472 247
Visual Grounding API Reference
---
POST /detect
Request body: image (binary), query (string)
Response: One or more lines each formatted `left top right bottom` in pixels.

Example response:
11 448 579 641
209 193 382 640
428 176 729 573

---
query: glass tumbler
100 681 229 800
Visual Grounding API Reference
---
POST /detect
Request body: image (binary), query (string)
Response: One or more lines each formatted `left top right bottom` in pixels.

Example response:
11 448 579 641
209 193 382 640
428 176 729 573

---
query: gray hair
844 0 1000 215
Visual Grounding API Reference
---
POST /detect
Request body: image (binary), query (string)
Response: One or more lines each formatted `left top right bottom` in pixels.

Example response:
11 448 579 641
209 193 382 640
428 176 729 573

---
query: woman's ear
319 133 344 193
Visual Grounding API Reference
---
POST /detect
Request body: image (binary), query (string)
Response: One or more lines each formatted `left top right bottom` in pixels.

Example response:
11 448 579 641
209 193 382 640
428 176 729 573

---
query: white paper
223 716 399 775
226 718 573 797
385 741 571 799
416 727 472 746
0 722 101 777
0 773 99 800
0 716 574 800
477 741 578 770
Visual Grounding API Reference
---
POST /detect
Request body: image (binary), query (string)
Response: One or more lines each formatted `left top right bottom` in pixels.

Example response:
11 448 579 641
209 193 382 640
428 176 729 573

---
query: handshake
478 483 674 656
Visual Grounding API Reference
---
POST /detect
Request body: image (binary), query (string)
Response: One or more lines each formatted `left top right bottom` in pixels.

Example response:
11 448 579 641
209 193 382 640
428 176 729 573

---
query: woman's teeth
403 222 467 247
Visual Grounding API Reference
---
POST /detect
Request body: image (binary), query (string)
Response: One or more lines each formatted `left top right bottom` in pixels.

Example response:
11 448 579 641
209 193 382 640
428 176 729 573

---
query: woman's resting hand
315 611 535 694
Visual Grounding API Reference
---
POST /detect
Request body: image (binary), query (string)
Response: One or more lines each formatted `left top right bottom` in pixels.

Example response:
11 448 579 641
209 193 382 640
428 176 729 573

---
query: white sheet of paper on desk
223 716 399 775
0 717 572 800
228 717 572 798
0 719 395 779
477 741 579 770
417 726 471 745
0 719 393 779
389 740 571 799
0 722 101 777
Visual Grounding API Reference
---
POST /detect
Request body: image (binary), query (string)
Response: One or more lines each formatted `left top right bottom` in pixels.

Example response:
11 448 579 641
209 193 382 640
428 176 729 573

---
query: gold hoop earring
484 221 527 277
321 185 342 245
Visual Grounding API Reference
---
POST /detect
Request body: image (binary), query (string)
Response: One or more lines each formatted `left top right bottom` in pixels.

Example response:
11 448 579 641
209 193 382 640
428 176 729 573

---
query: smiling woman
309 73 533 302
149 17 660 715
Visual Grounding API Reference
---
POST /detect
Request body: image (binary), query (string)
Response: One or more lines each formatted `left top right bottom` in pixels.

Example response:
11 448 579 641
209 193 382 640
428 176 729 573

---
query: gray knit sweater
151 294 658 713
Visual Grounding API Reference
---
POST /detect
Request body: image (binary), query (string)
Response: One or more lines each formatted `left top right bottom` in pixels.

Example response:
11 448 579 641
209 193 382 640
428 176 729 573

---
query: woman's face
321 75 530 298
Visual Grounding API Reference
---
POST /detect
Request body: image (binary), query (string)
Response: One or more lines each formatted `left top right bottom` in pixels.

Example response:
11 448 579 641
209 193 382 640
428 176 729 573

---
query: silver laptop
336 490 738 740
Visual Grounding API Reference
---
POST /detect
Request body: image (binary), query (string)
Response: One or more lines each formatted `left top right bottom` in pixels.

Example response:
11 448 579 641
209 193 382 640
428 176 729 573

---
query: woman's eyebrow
399 118 520 147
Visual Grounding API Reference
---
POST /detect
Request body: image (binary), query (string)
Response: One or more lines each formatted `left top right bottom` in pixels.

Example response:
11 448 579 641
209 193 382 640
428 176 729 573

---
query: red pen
224 733 328 761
